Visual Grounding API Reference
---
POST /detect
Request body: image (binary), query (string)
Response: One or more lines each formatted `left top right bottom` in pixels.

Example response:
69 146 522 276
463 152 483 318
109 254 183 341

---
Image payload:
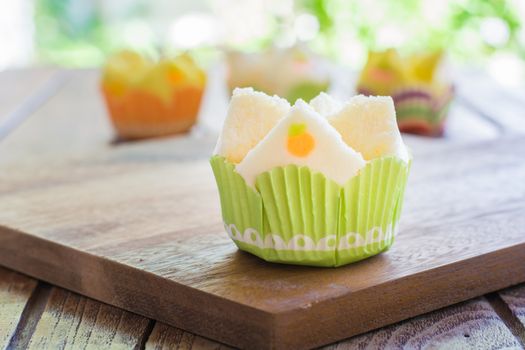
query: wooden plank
400 100 500 160
144 298 524 349
0 69 501 168
501 284 525 326
498 86 525 109
0 68 66 140
445 100 500 141
0 267 38 347
0 68 56 120
21 287 153 349
145 322 233 350
324 298 522 349
0 134 524 349
0 69 112 166
499 284 525 343
455 68 525 134
0 68 217 167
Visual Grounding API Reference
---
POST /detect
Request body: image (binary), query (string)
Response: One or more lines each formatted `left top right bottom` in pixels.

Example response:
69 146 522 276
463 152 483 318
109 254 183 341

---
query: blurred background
2 0 524 88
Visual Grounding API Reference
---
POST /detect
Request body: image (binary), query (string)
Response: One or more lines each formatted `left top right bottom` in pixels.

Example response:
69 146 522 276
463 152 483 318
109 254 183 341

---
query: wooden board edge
271 242 525 349
3 222 525 350
0 225 274 349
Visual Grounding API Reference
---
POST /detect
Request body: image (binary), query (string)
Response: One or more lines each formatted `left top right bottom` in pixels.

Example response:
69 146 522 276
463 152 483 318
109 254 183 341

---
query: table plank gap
0 69 113 166
0 267 38 348
136 319 156 350
6 282 52 350
454 69 525 134
485 292 525 347
499 284 525 343
0 68 57 122
0 70 69 141
444 100 501 140
455 97 507 134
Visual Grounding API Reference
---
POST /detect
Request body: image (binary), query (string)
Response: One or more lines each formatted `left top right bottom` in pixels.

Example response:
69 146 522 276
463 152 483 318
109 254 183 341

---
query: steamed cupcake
211 88 410 267
101 50 206 140
357 49 453 136
226 46 330 103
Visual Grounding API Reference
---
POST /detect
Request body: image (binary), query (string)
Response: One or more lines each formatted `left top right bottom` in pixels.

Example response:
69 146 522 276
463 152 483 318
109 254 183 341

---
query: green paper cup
210 155 410 267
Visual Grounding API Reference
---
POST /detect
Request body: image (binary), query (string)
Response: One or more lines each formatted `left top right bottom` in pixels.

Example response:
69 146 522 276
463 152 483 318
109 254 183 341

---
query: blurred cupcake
226 46 330 103
357 49 453 137
101 50 206 140
210 88 410 267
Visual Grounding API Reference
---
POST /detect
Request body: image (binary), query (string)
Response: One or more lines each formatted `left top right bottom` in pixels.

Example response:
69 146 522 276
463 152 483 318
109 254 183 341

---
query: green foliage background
35 0 524 68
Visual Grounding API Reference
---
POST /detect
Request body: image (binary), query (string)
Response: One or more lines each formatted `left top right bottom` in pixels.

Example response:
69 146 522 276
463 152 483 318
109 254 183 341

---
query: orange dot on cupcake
287 123 315 157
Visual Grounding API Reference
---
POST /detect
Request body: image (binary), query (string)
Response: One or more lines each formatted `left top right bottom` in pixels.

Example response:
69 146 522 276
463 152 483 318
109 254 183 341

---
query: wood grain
0 134 524 349
0 267 38 347
23 287 153 349
325 298 522 349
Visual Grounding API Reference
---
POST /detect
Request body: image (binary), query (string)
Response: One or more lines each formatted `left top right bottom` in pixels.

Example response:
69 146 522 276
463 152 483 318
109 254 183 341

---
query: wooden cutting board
1 135 525 350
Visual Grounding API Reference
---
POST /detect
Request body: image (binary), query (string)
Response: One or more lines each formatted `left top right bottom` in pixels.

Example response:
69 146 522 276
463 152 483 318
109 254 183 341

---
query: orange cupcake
101 51 206 140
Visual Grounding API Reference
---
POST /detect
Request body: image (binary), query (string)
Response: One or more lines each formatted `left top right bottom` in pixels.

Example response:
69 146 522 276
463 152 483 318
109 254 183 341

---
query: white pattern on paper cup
338 232 365 249
225 223 397 252
365 227 384 245
243 227 264 247
288 234 316 250
337 225 394 249
316 235 337 251
225 223 242 240
264 234 287 249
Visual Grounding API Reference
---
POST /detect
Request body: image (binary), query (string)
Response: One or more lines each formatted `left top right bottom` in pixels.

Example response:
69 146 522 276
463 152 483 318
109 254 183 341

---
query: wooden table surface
1 67 525 349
